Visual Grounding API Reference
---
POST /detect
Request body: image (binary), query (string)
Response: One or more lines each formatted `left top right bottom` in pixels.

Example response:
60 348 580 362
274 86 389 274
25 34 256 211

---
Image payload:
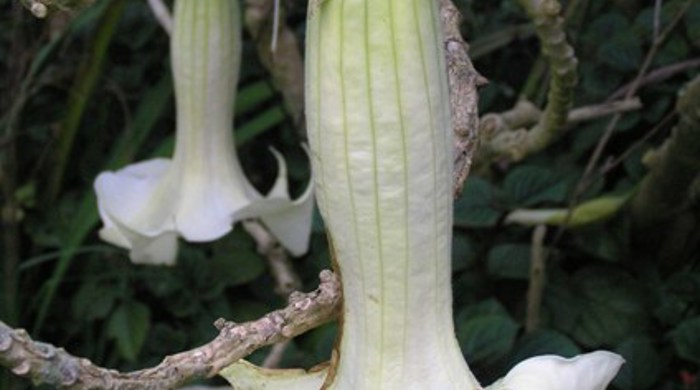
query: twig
567 98 642 123
525 225 547 333
262 340 290 369
147 0 172 35
598 111 676 177
0 271 341 389
607 58 700 102
439 0 488 197
242 220 302 299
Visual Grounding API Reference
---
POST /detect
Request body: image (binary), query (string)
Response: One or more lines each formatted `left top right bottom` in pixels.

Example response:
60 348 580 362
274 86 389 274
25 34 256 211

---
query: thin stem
525 225 547 333
147 0 173 34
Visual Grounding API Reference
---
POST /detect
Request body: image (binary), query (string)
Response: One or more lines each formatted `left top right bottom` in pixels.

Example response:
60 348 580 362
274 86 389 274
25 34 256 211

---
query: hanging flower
94 0 313 265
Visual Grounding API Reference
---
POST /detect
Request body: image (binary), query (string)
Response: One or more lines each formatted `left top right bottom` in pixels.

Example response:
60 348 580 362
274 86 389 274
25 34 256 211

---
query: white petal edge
220 360 328 390
487 351 625 390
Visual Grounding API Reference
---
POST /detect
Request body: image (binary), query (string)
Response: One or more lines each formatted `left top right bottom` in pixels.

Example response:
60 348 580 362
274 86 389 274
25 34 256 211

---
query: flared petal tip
487 351 625 390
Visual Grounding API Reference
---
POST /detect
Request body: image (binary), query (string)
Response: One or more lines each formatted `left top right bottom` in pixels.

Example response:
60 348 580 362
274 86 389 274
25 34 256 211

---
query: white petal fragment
487 351 625 390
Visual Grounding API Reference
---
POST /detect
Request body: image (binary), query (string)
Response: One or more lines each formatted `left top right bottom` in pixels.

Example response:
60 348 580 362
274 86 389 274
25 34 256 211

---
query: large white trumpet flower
301 0 624 389
94 0 313 265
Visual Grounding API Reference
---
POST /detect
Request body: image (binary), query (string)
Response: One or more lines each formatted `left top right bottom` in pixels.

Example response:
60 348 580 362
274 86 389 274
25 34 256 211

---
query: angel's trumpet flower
302 0 624 389
94 0 313 265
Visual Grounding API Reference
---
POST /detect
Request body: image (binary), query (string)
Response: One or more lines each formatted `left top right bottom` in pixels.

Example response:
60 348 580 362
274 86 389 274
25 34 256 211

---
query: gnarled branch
0 271 341 389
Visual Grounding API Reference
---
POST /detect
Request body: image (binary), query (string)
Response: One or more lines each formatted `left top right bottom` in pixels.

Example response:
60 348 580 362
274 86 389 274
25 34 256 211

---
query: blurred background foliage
0 0 699 388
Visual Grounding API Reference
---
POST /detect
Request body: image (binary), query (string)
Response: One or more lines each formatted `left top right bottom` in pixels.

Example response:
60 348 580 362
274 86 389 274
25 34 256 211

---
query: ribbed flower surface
306 0 480 388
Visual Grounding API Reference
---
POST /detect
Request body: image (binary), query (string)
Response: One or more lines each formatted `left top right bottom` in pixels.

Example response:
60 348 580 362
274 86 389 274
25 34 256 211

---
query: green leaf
613 337 662 390
503 166 567 207
211 235 266 286
236 105 286 146
145 323 188 356
686 3 700 48
509 329 581 365
107 301 151 361
457 299 512 321
452 234 476 272
672 316 700 364
236 81 276 115
487 244 531 280
654 37 690 67
598 31 642 72
72 282 118 320
584 13 630 45
574 215 630 262
455 177 501 228
298 323 339 363
457 314 519 365
570 268 648 348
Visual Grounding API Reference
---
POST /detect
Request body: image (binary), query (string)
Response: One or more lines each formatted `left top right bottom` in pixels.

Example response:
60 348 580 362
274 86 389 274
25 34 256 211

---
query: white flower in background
487 351 625 390
94 0 313 265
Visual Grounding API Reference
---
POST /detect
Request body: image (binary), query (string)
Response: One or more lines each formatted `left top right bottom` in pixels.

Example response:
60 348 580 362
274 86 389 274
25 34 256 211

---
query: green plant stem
631 75 700 228
516 0 578 154
47 0 126 201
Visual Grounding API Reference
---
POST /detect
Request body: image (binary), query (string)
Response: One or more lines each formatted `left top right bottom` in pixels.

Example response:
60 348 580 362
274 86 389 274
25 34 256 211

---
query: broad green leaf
487 244 531 279
145 323 188 356
235 80 276 115
164 292 200 318
583 13 630 45
574 216 629 262
297 323 338 363
457 299 512 321
672 316 700 364
509 330 581 366
503 166 567 207
570 268 647 348
654 37 690 67
458 314 519 365
211 242 266 287
452 234 476 272
686 3 700 48
613 337 662 390
598 32 642 72
107 301 151 361
72 282 118 320
236 105 287 146
455 177 501 227
229 299 272 323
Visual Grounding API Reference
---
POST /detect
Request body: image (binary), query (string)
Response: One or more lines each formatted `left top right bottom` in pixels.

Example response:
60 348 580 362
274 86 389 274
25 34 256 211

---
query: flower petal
220 360 328 390
487 351 625 390
258 148 315 256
